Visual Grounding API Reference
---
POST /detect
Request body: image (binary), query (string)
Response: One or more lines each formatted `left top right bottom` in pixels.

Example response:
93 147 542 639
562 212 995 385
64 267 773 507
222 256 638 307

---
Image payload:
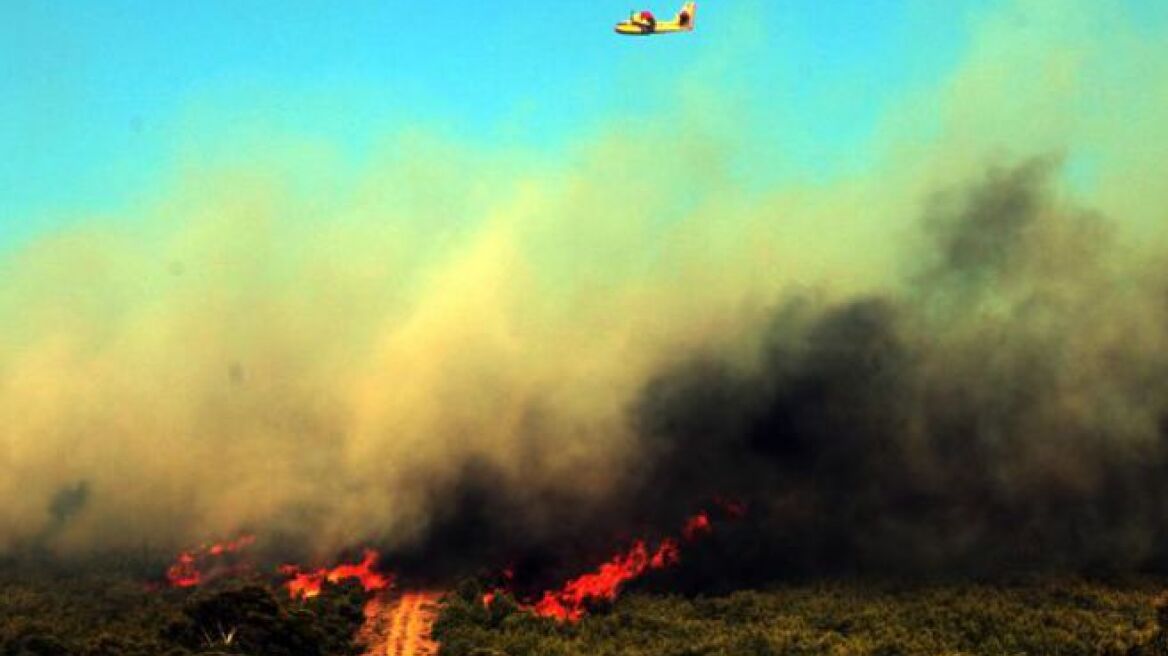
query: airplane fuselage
614 20 691 35
614 3 695 37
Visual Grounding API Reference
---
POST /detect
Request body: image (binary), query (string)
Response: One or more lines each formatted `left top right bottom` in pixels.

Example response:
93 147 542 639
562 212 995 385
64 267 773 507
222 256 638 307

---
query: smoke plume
632 158 1168 580
0 0 1165 584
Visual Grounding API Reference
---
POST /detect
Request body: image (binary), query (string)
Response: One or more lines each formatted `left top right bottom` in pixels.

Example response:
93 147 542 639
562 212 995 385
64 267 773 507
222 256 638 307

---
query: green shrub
434 578 1168 656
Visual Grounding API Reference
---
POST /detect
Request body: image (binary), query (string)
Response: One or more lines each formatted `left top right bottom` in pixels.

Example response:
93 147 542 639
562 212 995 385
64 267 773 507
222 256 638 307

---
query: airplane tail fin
676 1 696 30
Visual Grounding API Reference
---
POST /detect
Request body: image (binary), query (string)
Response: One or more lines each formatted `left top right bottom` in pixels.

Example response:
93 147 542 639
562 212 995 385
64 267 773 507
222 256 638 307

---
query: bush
0 566 367 656
433 578 1167 656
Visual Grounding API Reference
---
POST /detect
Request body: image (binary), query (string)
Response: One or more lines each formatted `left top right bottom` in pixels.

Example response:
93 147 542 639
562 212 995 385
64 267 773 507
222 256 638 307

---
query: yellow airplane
615 2 697 36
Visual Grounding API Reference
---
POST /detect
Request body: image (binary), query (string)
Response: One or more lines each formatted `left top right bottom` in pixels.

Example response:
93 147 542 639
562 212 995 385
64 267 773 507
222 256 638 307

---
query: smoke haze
0 0 1166 580
633 158 1168 579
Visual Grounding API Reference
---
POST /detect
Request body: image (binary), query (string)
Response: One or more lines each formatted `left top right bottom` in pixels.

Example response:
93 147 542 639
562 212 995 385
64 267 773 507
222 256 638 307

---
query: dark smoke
48 482 91 527
387 158 1168 590
14 158 1163 594
624 158 1168 582
33 481 93 549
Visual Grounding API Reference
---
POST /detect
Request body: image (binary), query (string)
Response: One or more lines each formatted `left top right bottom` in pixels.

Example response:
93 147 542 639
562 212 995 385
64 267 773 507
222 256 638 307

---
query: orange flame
682 512 712 541
519 510 722 622
166 552 201 588
165 535 255 588
208 535 255 555
530 539 678 621
279 549 392 599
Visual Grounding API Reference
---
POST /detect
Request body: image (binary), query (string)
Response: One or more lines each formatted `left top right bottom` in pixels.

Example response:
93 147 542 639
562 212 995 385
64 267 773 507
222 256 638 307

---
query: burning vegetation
279 549 392 601
4 154 1168 653
165 535 255 588
1 151 1166 656
474 509 721 622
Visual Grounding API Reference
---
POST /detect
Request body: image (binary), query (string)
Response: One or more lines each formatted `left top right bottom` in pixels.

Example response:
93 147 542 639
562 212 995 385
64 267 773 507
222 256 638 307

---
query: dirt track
377 590 442 656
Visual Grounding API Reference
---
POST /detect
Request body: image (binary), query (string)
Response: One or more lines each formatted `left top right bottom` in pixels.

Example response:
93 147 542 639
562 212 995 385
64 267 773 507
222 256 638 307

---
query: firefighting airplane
615 2 697 35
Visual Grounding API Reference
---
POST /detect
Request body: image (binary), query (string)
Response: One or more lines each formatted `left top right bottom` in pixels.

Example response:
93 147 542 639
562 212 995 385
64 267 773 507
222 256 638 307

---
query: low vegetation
0 560 368 656
436 577 1168 656
4 559 1168 656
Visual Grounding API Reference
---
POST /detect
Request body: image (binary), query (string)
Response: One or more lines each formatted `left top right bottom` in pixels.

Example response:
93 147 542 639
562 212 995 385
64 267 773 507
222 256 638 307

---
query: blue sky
1 0 1164 249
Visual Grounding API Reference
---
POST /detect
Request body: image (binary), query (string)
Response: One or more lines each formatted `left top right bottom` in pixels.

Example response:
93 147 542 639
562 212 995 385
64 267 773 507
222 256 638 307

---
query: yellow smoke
0 0 1164 559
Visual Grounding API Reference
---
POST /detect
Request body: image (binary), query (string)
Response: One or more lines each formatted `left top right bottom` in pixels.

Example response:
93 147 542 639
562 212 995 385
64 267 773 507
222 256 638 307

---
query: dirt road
377 590 443 656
